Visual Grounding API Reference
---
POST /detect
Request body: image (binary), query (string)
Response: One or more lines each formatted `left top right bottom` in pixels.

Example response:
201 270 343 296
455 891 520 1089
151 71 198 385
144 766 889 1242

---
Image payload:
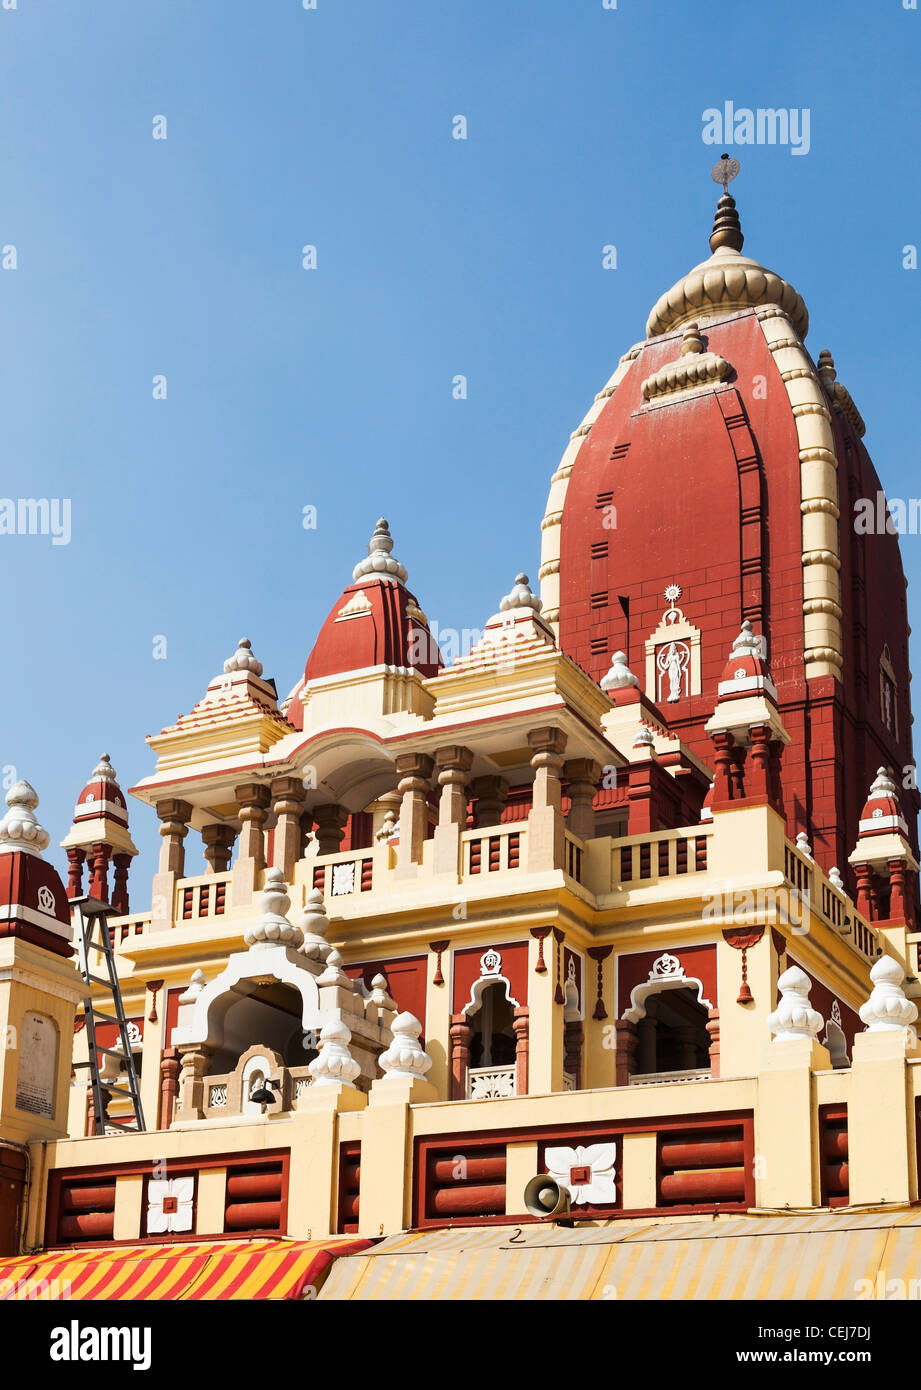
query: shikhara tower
541 179 917 880
2 173 921 1300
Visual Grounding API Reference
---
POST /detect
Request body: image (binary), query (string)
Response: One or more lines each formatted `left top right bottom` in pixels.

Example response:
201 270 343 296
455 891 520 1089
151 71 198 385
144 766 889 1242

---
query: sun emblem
663 584 682 604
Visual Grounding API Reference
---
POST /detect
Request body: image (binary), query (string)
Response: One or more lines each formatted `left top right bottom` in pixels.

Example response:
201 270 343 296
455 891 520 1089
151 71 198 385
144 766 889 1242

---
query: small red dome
287 520 442 730
73 753 128 827
716 622 776 704
857 767 908 838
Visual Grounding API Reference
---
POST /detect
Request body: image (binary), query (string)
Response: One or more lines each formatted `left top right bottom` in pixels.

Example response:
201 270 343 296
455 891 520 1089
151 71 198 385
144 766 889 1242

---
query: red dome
286 520 442 730
72 753 128 827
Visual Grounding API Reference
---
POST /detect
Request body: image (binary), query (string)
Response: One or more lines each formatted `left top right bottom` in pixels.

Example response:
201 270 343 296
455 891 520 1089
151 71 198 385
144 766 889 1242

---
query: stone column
159 1048 181 1128
707 1006 721 1078
432 745 473 875
111 853 131 914
747 725 771 801
271 776 306 882
88 843 110 902
395 752 435 872
564 759 600 841
710 732 736 806
175 1046 212 1121
235 784 270 868
313 803 349 856
513 1006 530 1096
202 824 235 874
888 859 915 927
615 1019 638 1086
230 784 270 909
854 863 880 922
450 1013 473 1100
729 743 747 800
65 847 85 900
471 775 509 829
156 799 192 876
564 1018 583 1088
526 727 567 873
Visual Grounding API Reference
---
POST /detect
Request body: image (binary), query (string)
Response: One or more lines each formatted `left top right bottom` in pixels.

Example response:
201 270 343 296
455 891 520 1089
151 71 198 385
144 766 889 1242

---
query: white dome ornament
499 574 543 614
795 832 813 860
600 651 640 694
352 518 409 587
828 866 845 891
317 948 352 989
859 956 918 1036
377 1013 433 1081
308 1019 361 1088
766 966 824 1042
92 753 117 782
298 888 331 961
0 781 50 857
244 868 303 948
223 637 264 676
633 725 655 750
370 974 397 1011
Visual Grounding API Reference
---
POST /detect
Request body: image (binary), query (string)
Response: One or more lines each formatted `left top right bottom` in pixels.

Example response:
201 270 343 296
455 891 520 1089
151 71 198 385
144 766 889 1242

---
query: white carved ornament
331 861 356 896
468 1066 516 1100
544 1144 617 1207
649 953 683 981
147 1177 194 1235
480 949 502 976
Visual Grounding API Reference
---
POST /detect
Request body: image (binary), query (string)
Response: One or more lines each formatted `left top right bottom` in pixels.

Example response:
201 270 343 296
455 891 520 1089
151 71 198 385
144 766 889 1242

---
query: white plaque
15 1011 57 1118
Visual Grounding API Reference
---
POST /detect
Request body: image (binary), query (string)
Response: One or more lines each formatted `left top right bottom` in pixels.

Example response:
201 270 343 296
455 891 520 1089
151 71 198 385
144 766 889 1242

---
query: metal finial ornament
711 153 740 193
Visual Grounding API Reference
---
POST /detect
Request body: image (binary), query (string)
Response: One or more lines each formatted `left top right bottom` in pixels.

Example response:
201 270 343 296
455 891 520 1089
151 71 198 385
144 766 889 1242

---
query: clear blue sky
2 0 919 888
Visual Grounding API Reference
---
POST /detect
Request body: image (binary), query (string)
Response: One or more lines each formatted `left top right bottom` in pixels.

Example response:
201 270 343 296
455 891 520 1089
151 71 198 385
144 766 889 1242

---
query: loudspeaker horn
524 1173 571 1220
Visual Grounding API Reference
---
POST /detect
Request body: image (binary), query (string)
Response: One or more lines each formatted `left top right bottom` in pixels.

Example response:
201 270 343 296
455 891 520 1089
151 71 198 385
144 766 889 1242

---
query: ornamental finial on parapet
243 867 303 948
766 966 823 1042
709 154 743 253
859 956 919 1034
0 780 50 857
499 573 542 615
223 638 264 677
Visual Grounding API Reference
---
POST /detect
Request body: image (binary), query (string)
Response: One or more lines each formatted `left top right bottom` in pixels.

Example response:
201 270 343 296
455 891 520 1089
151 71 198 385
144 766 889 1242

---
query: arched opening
469 982 516 1068
206 982 315 1076
633 986 711 1077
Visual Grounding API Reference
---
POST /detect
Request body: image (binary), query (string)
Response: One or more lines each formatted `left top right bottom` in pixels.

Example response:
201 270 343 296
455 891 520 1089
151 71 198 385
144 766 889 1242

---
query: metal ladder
71 896 146 1134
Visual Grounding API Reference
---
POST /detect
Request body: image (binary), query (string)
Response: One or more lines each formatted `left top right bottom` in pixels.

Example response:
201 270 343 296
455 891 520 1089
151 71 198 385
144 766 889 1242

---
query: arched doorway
633 986 712 1079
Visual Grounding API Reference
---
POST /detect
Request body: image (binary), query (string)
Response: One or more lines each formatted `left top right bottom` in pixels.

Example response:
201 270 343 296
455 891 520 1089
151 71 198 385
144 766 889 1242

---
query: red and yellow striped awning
0 1236 371 1301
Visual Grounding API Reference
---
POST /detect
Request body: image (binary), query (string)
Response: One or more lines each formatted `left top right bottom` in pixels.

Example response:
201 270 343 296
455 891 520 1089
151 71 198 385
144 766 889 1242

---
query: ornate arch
622 952 713 1024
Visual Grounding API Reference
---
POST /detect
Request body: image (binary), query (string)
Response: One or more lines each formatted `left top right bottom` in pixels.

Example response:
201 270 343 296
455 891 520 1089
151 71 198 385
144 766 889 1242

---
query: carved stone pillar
710 732 736 807
395 752 435 870
564 1018 583 1088
150 799 193 931
235 784 271 870
888 859 915 927
88 843 110 902
175 1046 212 1120
527 727 567 872
313 803 349 856
528 727 567 812
111 852 131 914
637 1010 657 1073
747 725 771 802
271 776 306 881
470 775 509 829
854 862 879 922
66 847 86 900
432 745 473 874
707 1007 720 1079
450 1013 473 1100
159 1047 181 1128
202 823 235 874
677 1024 699 1070
564 759 601 841
156 799 193 876
729 743 747 800
513 1006 530 1097
615 1018 638 1086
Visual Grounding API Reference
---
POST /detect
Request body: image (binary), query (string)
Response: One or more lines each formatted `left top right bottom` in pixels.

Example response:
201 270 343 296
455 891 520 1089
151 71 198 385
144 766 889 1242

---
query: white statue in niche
658 640 690 703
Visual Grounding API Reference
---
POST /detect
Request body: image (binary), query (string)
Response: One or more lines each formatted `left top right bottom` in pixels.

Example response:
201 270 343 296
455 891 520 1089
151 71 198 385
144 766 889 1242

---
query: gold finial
711 152 740 193
708 154 744 254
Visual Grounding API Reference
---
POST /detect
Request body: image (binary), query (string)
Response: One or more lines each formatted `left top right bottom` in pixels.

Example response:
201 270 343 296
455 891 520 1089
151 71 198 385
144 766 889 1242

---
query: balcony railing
462 825 523 876
177 873 230 921
629 1067 710 1086
310 849 374 900
611 826 711 888
466 1066 516 1100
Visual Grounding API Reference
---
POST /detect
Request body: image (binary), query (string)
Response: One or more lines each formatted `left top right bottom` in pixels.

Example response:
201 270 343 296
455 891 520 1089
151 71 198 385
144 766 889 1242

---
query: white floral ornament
147 1176 194 1235
544 1144 617 1207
